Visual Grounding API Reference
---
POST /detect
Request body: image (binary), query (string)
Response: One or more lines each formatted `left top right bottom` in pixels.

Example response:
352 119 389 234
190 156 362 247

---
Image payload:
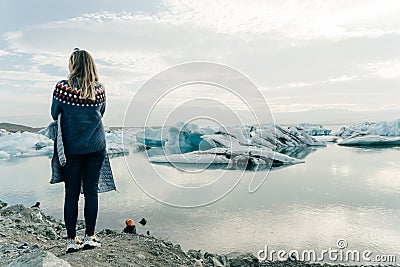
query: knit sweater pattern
51 80 106 155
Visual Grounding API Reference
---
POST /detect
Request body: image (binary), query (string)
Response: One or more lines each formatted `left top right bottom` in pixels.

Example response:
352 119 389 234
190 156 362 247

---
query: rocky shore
0 200 393 267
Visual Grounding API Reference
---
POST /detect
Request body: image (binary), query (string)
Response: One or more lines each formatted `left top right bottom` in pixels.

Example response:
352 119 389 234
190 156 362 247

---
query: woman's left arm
100 84 106 117
100 101 106 117
51 94 61 120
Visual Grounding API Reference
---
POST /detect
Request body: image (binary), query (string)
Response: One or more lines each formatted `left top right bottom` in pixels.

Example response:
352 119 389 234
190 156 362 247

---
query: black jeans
61 149 106 239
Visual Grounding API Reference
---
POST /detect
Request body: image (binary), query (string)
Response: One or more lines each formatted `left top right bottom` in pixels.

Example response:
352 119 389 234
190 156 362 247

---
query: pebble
30 244 39 250
150 250 160 256
136 253 146 260
188 249 202 260
17 243 28 249
193 259 204 267
36 236 47 243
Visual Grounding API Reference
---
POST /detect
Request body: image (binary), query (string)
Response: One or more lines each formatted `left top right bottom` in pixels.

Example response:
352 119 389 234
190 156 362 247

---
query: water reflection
275 146 317 159
0 144 399 261
146 145 317 171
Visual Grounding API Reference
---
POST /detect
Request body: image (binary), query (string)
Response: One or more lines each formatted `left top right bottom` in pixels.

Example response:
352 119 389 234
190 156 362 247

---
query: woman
51 48 110 253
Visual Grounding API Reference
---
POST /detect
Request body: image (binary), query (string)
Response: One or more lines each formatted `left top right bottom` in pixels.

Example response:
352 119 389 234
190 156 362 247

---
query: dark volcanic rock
0 200 7 210
7 251 71 267
188 249 203 259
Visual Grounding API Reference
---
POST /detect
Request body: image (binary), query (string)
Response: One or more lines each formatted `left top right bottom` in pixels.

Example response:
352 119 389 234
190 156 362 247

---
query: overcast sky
0 0 399 127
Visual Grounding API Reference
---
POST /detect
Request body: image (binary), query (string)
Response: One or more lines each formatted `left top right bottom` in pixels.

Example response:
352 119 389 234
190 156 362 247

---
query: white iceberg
165 122 215 149
0 126 143 160
136 127 168 146
297 123 332 136
149 130 307 169
0 121 326 162
336 119 400 137
106 129 150 155
0 129 9 137
338 134 400 146
149 147 304 168
312 135 338 143
0 131 53 160
105 130 128 155
137 122 325 150
251 125 325 148
200 133 244 150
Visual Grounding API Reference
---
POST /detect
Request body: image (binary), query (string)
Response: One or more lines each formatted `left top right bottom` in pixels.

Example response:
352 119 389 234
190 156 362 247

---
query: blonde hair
68 49 99 101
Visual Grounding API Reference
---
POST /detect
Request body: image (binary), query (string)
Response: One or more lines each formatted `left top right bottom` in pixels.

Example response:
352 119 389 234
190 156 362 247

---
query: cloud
2 31 23 40
266 75 358 90
0 70 59 90
362 60 400 79
162 0 400 39
0 49 10 57
2 0 400 126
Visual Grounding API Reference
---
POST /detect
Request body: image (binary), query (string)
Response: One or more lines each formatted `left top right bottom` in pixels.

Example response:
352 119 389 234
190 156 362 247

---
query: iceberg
200 133 244 150
106 128 148 154
141 122 326 168
338 134 400 146
0 120 325 164
148 126 316 168
0 126 145 161
312 135 338 143
0 131 53 160
137 122 325 150
136 127 168 146
137 122 216 149
336 119 400 137
149 147 304 169
297 123 332 136
165 122 215 149
334 119 400 146
105 130 128 156
251 125 325 148
0 129 9 137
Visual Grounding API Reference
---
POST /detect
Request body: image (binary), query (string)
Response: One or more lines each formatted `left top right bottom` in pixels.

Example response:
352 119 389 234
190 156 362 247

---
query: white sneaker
66 237 81 253
82 235 101 250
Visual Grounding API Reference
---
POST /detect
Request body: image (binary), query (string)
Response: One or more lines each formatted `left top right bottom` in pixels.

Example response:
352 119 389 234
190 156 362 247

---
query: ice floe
136 127 168 147
336 120 400 137
0 131 53 160
137 123 325 150
0 126 144 160
312 135 338 143
335 119 400 146
338 134 400 146
297 123 332 136
149 147 304 169
146 122 324 167
251 125 325 148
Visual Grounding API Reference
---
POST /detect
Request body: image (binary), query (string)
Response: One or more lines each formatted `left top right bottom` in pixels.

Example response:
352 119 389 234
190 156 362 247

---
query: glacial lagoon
1 142 399 262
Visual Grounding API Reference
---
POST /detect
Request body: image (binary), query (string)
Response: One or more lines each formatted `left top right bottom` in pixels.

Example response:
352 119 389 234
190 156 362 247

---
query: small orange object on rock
124 219 137 234
125 219 135 226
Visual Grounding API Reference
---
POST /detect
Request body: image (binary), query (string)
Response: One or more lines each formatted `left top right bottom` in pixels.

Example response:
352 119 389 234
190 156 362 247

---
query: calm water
1 143 400 262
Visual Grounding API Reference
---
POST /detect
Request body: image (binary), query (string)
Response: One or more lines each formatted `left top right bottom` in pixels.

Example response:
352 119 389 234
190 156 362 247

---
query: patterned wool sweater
51 80 106 155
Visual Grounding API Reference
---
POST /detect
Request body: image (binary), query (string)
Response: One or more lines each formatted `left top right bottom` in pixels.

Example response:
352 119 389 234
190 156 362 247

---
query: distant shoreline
0 122 44 133
1 120 396 134
0 121 349 133
0 122 145 133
